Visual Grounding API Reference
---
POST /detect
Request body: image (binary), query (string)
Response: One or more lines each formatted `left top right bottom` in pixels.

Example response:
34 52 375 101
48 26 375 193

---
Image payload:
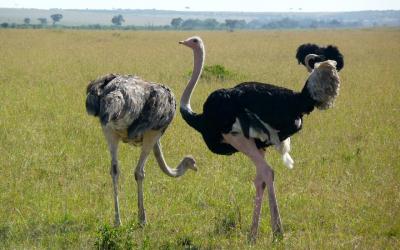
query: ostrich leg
222 133 283 242
254 160 283 240
134 130 161 225
103 127 122 226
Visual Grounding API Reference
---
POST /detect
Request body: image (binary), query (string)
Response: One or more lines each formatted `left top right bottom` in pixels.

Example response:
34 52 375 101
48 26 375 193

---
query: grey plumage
86 73 196 226
86 73 176 143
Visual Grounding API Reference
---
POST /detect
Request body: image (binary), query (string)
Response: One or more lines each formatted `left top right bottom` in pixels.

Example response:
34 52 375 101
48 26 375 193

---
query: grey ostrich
86 73 197 226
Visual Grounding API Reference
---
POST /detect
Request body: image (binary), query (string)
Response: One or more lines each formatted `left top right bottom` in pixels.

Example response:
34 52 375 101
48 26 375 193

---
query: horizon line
1 7 399 13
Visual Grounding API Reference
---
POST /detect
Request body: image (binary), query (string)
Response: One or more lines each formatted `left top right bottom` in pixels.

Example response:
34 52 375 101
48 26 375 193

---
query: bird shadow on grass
95 222 202 250
0 224 11 247
160 235 201 250
94 208 285 249
212 206 286 246
213 209 242 236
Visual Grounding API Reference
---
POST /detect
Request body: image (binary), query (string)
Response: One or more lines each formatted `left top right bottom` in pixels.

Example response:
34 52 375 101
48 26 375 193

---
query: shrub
188 64 237 81
94 223 138 250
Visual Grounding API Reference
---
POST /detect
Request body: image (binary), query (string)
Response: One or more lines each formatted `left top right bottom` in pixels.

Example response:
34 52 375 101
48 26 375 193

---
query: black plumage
179 36 341 240
296 43 344 71
181 81 315 155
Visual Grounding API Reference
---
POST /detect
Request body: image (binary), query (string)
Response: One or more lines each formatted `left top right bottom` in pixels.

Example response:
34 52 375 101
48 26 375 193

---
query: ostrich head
305 54 325 72
304 60 341 110
181 156 197 171
296 43 344 72
179 36 204 51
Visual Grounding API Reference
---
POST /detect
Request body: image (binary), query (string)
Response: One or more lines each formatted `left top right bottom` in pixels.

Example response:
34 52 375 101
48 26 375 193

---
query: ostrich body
296 43 344 72
179 36 341 240
86 73 196 226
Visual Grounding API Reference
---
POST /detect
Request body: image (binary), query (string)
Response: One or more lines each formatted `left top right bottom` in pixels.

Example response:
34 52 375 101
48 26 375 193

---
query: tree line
169 17 360 30
1 13 125 28
20 14 63 26
1 14 364 30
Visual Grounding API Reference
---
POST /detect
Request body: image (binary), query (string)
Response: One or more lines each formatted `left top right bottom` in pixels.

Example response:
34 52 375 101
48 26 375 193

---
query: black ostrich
86 74 197 226
179 36 341 241
296 43 344 72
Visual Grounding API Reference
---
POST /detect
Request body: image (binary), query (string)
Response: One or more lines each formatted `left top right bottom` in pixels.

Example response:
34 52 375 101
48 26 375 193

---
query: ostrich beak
179 41 184 45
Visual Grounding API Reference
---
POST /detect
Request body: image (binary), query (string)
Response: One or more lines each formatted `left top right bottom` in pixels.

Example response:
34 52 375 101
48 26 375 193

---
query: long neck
295 83 317 116
180 46 205 113
153 141 196 178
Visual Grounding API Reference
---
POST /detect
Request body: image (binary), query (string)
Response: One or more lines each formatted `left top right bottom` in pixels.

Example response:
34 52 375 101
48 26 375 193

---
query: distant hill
0 8 399 28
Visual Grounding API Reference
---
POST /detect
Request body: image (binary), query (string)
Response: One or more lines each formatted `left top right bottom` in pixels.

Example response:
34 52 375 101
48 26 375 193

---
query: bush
189 64 238 81
94 223 138 250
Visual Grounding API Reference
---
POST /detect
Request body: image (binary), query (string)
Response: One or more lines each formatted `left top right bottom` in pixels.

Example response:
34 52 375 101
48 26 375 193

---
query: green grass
0 29 399 249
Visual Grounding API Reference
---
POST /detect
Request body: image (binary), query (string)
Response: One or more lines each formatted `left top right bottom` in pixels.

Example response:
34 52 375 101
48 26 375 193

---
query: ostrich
178 36 341 240
86 73 197 226
296 43 344 72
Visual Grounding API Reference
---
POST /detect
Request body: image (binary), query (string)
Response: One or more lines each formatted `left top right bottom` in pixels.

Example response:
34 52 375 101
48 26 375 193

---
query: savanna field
0 29 399 249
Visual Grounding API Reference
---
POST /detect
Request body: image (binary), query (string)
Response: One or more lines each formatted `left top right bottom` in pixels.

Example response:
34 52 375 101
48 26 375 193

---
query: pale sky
0 0 399 12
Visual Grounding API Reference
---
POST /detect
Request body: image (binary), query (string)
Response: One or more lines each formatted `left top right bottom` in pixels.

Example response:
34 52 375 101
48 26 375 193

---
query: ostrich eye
193 39 198 43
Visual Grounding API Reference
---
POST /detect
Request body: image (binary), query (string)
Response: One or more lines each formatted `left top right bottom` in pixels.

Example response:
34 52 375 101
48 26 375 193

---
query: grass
0 28 399 249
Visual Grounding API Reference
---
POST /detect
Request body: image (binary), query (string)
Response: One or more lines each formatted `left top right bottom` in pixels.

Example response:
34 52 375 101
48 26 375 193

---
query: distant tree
225 19 246 31
111 14 125 26
248 19 264 29
204 18 219 29
181 19 204 30
171 17 183 29
37 18 48 25
50 14 63 25
23 18 31 25
237 20 247 28
1 22 9 28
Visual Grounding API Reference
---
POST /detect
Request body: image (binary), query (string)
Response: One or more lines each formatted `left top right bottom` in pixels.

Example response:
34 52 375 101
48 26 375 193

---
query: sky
0 0 399 12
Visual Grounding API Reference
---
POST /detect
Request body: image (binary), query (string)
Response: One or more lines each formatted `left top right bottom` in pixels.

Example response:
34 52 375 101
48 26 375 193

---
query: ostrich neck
180 47 204 113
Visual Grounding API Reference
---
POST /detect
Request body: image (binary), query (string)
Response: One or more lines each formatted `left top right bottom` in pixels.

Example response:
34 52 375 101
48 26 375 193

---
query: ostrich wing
232 82 308 142
90 75 175 139
99 75 146 130
233 82 299 126
127 84 176 139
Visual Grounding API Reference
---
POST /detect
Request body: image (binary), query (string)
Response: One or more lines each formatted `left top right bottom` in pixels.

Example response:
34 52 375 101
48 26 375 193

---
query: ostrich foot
272 230 284 242
114 216 122 227
138 209 146 226
248 229 258 244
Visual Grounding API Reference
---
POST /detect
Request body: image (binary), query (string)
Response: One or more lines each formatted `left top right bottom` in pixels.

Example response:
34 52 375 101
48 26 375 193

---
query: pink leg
103 127 122 226
222 133 283 242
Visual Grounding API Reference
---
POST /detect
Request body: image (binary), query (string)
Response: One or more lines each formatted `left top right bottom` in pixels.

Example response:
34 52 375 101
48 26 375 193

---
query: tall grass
0 29 399 249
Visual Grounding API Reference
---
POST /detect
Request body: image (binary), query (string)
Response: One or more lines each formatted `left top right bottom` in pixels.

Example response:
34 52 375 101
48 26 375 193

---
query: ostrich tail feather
282 153 294 169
